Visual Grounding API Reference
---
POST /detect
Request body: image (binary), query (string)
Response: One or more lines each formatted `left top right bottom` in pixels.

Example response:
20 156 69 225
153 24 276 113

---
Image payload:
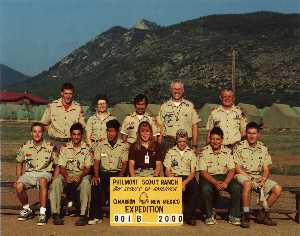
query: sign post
110 177 183 226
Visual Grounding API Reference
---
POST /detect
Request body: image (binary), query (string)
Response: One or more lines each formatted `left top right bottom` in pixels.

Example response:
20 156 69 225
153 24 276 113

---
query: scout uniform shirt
198 145 235 175
94 139 129 172
16 140 57 172
57 141 93 175
158 99 201 138
41 98 85 139
206 105 247 145
163 146 197 176
233 140 272 175
121 112 160 144
86 112 116 142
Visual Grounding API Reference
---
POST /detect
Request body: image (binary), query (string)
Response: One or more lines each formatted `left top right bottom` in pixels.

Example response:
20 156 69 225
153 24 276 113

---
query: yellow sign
110 177 183 226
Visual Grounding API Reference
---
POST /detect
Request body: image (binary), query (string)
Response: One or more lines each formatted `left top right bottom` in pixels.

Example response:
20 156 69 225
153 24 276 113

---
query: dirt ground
1 172 300 236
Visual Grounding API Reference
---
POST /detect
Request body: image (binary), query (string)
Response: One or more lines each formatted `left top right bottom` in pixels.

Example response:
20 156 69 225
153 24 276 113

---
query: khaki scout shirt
94 139 129 172
16 140 57 172
158 99 200 138
86 112 116 141
57 141 93 175
233 140 272 175
121 112 160 144
41 98 85 139
163 146 197 176
206 105 247 145
198 145 235 175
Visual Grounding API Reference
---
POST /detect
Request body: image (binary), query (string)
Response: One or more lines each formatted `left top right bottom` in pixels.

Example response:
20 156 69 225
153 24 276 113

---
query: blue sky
0 0 299 76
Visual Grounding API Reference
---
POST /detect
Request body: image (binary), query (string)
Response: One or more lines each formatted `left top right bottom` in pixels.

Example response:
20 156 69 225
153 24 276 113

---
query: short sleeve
232 146 242 165
198 156 207 172
120 117 129 135
57 148 68 167
40 105 51 125
128 145 136 161
263 148 272 166
84 150 93 168
190 153 197 172
163 150 172 169
94 144 102 161
78 105 86 128
206 113 214 131
227 155 235 170
191 106 201 125
121 143 129 162
85 116 93 134
16 146 25 163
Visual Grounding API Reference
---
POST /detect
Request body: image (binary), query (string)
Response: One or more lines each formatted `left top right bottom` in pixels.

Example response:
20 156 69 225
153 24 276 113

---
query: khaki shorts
17 171 52 189
235 174 278 194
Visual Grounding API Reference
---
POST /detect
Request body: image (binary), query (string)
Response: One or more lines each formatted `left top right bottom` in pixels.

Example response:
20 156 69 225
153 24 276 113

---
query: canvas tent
262 103 300 129
293 107 300 116
198 103 218 127
238 103 262 125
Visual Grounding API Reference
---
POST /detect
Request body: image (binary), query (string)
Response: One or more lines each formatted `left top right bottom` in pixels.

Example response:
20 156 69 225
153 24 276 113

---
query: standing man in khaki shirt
15 122 57 226
199 127 241 225
121 94 160 144
49 123 92 226
206 89 247 148
158 80 200 152
86 95 116 149
41 82 85 148
89 119 128 224
164 129 198 226
233 122 282 228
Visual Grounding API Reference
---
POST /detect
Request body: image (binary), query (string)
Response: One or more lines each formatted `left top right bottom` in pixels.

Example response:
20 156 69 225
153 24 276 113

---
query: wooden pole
231 49 236 95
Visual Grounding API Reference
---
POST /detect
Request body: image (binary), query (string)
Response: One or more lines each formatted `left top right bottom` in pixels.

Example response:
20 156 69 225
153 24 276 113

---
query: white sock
23 204 30 210
243 207 250 213
67 201 73 207
40 207 46 215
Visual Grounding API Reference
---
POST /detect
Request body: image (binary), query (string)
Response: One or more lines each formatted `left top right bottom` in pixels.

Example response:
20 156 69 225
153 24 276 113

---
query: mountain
133 19 160 30
0 64 30 87
4 12 300 107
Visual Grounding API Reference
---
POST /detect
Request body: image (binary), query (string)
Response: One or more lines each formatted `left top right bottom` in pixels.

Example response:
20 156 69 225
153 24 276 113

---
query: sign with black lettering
110 177 183 226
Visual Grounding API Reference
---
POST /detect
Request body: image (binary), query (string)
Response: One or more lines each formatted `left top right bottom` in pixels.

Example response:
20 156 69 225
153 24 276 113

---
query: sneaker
17 208 34 221
263 212 277 226
52 214 64 225
228 215 241 225
36 213 47 226
75 215 88 226
88 218 103 225
241 212 250 228
205 216 216 225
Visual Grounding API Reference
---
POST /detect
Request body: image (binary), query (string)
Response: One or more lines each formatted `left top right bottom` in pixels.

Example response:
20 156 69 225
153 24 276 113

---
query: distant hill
4 12 300 107
0 64 30 88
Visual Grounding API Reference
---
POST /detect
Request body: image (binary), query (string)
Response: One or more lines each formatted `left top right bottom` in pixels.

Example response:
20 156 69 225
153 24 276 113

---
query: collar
96 112 111 120
28 140 48 149
166 99 188 107
103 138 122 149
65 141 88 150
55 98 76 110
174 145 191 154
131 111 149 118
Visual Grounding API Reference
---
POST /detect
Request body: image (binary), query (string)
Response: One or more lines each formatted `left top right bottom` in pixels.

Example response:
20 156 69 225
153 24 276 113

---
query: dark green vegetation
0 64 30 87
4 12 300 107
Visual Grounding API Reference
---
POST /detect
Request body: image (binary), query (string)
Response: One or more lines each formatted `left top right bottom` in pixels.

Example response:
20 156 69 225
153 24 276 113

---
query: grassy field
1 121 300 175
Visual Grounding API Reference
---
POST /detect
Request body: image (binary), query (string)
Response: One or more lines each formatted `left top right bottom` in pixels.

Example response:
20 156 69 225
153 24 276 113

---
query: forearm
79 167 90 178
223 169 235 185
192 124 198 146
60 167 69 179
16 163 23 178
262 166 270 180
119 161 127 176
183 171 195 185
154 162 162 177
200 171 217 185
129 161 135 177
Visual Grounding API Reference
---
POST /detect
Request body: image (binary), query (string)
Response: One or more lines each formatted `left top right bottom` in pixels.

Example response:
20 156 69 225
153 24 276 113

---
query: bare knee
272 185 282 196
16 182 24 193
39 178 48 188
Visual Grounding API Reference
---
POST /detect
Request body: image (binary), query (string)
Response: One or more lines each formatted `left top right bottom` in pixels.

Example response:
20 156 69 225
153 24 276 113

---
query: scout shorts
17 171 52 189
235 174 278 194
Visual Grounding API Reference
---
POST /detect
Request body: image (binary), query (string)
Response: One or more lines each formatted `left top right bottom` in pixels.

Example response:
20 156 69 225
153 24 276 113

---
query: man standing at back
41 82 85 149
158 80 200 152
206 88 247 149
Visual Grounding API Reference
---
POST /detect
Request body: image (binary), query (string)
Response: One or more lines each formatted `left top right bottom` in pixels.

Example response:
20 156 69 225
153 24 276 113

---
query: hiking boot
256 209 265 224
228 215 241 225
205 216 216 225
52 214 64 225
88 218 103 225
17 208 34 221
75 215 88 226
241 212 250 228
263 212 277 226
36 213 47 226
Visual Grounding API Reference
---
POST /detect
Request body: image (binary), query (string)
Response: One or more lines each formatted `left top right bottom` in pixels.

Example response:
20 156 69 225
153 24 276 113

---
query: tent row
1 103 300 129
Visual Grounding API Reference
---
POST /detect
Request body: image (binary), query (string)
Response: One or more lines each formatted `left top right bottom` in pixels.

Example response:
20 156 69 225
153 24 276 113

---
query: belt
100 170 119 173
50 137 70 142
136 168 154 171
